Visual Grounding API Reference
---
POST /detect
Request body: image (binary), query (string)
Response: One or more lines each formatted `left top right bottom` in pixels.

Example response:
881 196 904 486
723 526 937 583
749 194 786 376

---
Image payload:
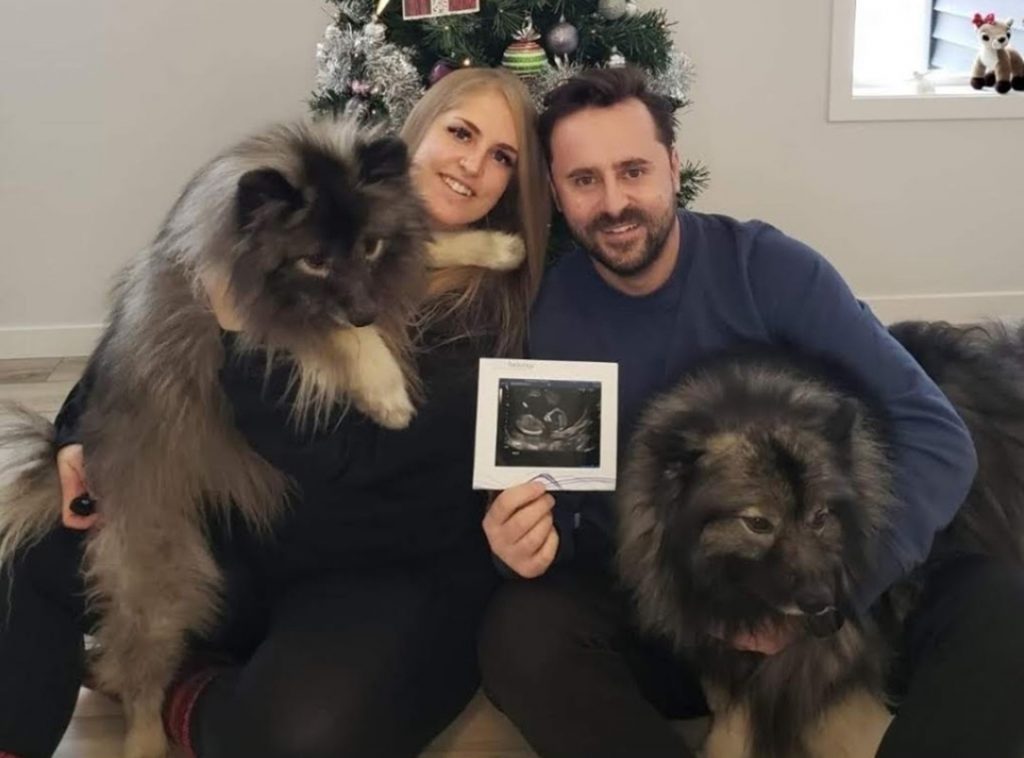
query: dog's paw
124 717 169 758
357 383 415 429
486 233 526 271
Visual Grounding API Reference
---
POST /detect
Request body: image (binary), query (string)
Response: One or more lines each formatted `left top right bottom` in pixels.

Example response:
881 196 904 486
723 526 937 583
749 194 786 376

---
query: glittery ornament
314 21 423 130
428 58 456 85
598 0 628 21
650 52 696 107
546 16 579 56
526 57 584 109
502 16 549 78
607 46 627 68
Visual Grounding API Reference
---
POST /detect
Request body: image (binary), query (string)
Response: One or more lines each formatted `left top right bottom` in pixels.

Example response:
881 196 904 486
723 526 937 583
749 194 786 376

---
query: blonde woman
0 68 550 758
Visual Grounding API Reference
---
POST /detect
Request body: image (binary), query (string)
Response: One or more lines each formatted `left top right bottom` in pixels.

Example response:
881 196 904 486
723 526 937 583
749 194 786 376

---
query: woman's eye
494 150 515 168
448 125 472 142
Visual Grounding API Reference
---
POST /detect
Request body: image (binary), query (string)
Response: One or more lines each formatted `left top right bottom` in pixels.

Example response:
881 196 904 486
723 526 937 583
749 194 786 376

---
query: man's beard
568 201 677 278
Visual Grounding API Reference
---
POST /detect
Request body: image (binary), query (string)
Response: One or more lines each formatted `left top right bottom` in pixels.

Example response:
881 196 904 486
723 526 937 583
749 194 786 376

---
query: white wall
1 0 1022 358
0 0 329 357
654 0 1024 323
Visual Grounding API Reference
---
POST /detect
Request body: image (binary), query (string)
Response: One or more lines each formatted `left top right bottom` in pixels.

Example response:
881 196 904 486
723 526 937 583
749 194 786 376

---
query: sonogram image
495 379 601 468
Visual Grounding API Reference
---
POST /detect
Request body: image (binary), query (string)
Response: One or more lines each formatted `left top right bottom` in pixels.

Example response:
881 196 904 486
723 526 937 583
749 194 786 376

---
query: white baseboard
863 291 1024 324
0 292 1021 360
0 324 105 359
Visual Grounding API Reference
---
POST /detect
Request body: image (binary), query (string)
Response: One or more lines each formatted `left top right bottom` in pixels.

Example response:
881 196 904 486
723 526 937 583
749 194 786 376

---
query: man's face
548 99 680 277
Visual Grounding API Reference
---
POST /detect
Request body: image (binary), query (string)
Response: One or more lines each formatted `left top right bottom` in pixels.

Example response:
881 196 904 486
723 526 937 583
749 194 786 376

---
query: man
478 67 1024 758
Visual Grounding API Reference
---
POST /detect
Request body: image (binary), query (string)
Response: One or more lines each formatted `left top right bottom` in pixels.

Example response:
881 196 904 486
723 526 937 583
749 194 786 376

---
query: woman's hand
57 444 98 530
483 481 559 579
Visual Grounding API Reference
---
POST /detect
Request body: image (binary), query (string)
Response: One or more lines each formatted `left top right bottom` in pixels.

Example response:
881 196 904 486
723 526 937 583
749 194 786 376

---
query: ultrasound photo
496 379 601 468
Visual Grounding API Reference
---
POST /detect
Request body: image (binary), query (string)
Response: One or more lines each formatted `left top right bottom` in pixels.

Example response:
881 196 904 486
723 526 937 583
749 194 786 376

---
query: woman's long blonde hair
401 67 551 358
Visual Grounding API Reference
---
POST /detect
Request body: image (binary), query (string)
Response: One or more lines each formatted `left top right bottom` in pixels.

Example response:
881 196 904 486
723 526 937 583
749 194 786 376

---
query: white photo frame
473 358 619 491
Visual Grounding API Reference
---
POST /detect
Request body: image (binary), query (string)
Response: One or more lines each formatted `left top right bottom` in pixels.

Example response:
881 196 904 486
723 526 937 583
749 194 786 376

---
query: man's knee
912 556 1024 651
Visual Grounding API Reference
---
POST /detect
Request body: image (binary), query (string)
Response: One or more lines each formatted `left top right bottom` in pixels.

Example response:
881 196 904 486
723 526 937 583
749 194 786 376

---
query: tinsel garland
314 21 423 130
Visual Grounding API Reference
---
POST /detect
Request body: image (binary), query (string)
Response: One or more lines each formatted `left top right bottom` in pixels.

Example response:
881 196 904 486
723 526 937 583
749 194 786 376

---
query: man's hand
483 481 559 579
57 444 98 530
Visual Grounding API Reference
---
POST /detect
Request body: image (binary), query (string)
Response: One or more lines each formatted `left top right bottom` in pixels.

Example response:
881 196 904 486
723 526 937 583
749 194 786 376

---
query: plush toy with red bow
971 13 1024 94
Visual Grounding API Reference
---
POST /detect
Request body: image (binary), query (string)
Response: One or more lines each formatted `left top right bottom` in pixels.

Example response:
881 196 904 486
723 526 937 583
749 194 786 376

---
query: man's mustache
587 208 650 236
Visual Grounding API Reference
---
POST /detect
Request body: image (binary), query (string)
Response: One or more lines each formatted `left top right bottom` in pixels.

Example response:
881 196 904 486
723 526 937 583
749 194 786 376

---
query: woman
0 67 550 758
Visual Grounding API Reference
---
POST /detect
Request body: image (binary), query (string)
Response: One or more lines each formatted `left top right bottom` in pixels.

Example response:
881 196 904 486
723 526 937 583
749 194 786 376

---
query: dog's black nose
346 302 378 327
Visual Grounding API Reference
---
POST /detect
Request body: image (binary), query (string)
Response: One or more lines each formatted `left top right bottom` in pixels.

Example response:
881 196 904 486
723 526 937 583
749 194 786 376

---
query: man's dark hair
538 66 677 165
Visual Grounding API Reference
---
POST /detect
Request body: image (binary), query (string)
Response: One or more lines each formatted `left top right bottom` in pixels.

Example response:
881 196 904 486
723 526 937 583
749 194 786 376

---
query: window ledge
831 86 1024 122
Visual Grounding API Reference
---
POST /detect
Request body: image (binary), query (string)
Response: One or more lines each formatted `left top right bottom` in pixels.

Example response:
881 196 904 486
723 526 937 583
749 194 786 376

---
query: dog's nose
347 305 378 327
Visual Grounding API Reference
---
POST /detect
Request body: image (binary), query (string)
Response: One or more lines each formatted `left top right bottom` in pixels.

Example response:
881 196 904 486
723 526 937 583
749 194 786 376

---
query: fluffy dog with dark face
617 322 1024 758
0 119 524 758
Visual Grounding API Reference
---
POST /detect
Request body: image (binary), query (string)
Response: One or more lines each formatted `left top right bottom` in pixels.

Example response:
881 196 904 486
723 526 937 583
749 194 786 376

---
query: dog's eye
364 238 384 261
741 516 775 535
983 34 990 41
295 254 330 278
809 508 830 530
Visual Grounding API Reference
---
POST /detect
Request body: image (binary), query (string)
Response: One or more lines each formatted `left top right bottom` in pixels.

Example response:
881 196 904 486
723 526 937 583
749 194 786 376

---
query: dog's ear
236 169 303 229
823 399 859 443
358 136 409 184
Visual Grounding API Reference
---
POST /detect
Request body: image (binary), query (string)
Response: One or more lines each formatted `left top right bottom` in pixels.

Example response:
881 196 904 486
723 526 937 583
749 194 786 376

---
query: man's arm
748 227 977 611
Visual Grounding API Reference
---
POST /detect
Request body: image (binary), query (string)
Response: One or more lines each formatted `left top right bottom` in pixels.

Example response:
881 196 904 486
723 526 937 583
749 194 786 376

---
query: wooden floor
0 355 706 757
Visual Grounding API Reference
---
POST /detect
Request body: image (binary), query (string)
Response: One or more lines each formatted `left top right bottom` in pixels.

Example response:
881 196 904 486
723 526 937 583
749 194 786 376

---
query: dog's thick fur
617 321 1024 758
0 119 526 758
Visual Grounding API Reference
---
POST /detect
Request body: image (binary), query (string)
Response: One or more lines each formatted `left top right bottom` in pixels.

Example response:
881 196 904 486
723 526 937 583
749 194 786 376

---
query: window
830 0 1024 121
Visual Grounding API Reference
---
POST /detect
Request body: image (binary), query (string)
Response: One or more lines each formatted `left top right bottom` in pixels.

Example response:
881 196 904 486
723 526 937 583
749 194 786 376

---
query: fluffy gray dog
0 119 524 758
617 321 1024 758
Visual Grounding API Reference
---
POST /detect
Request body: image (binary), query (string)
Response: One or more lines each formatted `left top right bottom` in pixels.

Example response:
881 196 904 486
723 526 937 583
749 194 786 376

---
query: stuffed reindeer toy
971 13 1024 94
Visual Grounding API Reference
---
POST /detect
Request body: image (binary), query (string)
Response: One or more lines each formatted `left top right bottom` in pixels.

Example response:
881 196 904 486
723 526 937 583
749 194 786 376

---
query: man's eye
573 176 595 188
625 168 646 179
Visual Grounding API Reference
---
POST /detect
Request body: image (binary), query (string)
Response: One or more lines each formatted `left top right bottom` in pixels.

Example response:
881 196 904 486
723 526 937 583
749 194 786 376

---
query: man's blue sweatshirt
528 209 977 611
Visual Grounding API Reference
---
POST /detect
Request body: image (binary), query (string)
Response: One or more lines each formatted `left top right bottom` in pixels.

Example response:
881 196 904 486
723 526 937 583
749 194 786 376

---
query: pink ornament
428 59 456 85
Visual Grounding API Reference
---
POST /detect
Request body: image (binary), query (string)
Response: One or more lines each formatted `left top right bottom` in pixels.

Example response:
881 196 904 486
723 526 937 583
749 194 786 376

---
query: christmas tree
312 0 708 226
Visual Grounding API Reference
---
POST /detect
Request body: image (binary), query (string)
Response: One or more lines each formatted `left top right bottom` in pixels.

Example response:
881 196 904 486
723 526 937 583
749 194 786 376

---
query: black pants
0 527 497 758
478 555 1024 758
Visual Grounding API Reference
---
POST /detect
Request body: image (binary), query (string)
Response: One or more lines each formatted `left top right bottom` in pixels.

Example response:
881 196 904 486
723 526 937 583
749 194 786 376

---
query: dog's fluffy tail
0 403 62 571
890 320 1024 564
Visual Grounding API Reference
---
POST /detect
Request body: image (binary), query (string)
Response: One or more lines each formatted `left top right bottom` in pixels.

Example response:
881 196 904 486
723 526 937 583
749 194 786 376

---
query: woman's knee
478 579 599 704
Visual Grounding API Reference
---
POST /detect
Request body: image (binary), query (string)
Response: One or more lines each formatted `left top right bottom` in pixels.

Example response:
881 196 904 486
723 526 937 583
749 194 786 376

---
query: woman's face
411 88 520 231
